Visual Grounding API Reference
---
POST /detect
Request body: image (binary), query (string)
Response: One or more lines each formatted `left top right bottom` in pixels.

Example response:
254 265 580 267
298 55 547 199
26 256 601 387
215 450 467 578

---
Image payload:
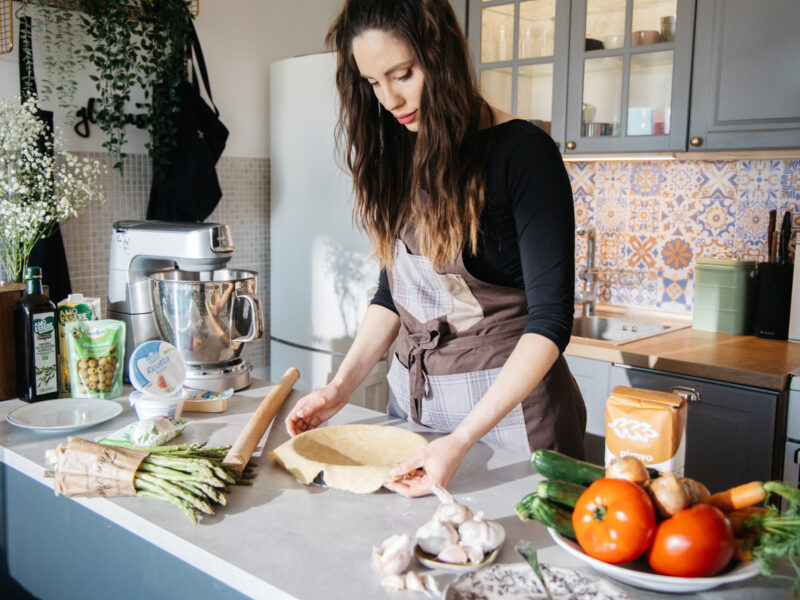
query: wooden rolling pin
222 367 300 475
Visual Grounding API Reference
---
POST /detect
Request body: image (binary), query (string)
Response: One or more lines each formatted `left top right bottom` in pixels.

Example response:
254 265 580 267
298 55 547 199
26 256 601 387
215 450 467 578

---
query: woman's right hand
285 383 348 436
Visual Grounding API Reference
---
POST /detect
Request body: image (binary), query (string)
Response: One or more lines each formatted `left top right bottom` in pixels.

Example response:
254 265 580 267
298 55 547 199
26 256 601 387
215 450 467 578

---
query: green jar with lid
693 257 756 335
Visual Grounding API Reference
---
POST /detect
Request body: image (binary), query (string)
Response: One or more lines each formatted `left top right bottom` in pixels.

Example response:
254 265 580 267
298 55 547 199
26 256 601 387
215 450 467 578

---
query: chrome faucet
576 226 596 317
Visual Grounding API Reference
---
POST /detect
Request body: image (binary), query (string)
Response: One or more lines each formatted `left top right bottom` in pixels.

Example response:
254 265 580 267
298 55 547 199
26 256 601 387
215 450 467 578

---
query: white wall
0 0 343 158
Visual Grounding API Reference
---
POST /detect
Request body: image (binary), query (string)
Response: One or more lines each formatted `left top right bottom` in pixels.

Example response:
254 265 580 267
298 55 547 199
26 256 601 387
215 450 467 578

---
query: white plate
414 544 500 573
548 528 760 593
6 398 123 433
443 562 630 600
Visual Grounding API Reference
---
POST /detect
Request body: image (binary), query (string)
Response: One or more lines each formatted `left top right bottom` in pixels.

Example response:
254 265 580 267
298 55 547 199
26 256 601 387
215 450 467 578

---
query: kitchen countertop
0 381 794 599
566 311 800 391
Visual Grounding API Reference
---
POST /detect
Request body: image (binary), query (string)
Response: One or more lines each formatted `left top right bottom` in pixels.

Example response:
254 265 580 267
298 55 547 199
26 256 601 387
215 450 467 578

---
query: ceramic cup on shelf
632 30 660 46
660 15 676 42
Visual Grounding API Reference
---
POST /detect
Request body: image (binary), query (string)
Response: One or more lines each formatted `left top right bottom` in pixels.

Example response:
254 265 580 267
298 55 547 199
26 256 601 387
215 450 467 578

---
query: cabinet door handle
689 136 703 147
565 140 576 150
670 385 700 402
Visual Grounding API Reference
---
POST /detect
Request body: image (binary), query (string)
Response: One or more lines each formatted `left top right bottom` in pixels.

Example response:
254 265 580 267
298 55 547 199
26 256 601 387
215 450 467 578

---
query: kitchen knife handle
768 209 777 263
780 211 792 264
222 367 300 475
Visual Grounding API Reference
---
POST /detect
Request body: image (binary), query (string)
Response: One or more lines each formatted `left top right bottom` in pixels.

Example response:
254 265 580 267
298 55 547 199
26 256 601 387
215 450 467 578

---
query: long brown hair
327 0 490 268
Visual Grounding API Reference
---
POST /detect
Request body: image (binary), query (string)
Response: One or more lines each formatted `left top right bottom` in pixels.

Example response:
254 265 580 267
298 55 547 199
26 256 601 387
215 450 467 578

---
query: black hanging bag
17 15 72 300
147 20 228 222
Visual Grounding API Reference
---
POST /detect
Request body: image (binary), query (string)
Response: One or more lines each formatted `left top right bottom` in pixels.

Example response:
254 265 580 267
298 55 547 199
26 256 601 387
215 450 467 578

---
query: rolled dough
268 424 428 493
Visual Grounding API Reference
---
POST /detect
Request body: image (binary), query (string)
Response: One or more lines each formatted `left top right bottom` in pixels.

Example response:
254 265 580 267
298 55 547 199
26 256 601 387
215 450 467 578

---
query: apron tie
406 321 449 423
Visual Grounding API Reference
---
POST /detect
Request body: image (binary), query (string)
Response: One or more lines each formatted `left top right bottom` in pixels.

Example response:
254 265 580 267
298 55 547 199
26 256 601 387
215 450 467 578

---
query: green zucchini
515 493 576 539
515 492 540 521
530 449 605 485
536 479 586 509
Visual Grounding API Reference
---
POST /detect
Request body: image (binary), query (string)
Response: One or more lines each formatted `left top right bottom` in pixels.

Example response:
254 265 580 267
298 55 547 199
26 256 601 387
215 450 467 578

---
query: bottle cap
24 266 42 279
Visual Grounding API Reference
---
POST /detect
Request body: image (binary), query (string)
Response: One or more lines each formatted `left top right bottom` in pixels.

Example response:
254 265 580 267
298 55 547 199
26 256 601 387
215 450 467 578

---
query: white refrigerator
269 52 390 412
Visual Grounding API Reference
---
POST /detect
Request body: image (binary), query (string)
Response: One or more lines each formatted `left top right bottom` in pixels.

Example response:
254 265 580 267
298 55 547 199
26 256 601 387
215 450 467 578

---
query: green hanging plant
21 0 193 174
23 2 82 123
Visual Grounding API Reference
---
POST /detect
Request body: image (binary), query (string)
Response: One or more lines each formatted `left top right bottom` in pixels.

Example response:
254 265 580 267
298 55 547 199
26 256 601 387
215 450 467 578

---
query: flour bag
604 386 687 475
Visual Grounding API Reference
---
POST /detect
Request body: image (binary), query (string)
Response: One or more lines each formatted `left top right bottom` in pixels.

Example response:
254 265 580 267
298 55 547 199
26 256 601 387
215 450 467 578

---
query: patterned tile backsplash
567 159 800 314
58 152 270 375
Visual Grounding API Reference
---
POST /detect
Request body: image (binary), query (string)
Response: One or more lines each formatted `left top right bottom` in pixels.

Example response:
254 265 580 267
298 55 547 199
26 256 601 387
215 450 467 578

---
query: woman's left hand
383 432 473 497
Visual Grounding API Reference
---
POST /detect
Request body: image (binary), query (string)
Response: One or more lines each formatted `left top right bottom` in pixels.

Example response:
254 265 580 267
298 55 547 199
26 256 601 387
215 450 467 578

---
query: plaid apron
386 228 586 457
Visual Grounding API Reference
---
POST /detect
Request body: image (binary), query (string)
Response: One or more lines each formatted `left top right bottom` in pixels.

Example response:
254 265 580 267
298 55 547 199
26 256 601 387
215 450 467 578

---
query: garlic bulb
415 516 458 556
457 511 505 553
432 484 473 526
372 533 412 575
436 542 469 564
380 574 406 591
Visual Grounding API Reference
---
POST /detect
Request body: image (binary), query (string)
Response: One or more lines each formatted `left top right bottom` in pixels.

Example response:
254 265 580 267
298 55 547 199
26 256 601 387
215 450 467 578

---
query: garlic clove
460 542 485 565
423 574 441 597
436 542 469 564
372 533 413 575
415 517 458 556
405 571 428 595
380 574 406 591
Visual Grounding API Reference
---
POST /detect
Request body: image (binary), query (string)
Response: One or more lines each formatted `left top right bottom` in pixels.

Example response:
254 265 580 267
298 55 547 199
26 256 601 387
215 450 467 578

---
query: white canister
129 389 186 421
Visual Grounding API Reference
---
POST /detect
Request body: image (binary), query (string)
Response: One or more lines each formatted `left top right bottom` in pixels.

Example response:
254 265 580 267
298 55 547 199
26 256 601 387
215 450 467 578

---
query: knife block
754 263 794 340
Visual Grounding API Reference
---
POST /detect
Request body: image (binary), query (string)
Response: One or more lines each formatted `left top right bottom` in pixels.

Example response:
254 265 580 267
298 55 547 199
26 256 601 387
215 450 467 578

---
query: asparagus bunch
129 443 256 524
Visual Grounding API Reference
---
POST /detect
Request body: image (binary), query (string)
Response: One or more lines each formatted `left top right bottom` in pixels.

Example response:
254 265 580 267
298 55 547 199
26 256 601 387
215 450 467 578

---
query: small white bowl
413 545 501 573
129 389 186 421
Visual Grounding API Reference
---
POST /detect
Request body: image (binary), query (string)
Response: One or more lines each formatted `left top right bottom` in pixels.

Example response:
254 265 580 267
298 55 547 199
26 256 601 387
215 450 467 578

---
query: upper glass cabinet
565 0 692 153
468 0 696 154
469 0 571 148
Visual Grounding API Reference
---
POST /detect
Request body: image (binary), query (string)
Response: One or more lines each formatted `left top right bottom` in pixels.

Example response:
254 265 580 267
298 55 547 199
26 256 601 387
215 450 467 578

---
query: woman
285 0 586 497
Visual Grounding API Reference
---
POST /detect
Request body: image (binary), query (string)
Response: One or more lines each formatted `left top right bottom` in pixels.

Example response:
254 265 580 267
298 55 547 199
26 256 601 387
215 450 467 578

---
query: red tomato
647 504 735 577
572 478 656 564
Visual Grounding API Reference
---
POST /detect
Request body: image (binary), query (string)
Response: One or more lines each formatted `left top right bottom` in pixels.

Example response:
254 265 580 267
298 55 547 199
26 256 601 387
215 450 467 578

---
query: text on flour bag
604 386 687 476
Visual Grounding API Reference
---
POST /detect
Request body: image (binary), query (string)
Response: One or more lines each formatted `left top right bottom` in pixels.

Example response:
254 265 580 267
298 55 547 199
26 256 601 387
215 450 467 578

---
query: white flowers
0 96 105 282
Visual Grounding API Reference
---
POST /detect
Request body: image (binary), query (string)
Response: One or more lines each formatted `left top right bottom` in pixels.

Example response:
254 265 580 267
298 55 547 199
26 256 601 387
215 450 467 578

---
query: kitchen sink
571 315 688 344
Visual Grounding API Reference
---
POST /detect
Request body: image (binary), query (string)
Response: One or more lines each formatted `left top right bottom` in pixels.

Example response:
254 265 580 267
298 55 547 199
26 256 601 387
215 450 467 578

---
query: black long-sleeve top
370 119 575 353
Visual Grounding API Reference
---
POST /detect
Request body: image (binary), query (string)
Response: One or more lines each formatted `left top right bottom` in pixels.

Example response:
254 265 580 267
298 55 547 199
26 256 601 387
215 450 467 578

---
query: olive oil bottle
14 266 59 402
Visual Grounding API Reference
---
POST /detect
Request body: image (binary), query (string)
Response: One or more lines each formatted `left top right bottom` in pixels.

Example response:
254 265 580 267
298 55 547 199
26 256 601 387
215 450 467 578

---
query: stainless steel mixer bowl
148 269 264 366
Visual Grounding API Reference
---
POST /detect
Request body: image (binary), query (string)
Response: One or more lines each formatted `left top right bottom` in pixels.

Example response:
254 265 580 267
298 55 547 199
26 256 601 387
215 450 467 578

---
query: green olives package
65 319 126 399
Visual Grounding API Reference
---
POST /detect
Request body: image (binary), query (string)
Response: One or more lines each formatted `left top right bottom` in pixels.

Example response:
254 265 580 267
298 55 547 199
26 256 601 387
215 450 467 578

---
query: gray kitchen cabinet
467 0 696 154
609 364 779 494
564 0 696 154
565 354 611 463
687 0 800 151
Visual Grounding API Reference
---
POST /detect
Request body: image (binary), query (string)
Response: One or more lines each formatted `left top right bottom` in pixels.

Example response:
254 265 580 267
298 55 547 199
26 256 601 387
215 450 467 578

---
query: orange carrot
727 506 773 535
733 535 757 561
708 481 766 513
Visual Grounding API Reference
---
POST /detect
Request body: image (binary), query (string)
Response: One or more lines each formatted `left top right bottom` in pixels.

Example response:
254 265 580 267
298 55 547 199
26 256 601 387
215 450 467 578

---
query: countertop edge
565 338 789 391
0 445 296 600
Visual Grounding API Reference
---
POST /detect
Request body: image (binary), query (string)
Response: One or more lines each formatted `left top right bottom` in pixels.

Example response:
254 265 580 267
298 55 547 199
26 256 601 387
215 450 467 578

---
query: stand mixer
108 220 263 391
